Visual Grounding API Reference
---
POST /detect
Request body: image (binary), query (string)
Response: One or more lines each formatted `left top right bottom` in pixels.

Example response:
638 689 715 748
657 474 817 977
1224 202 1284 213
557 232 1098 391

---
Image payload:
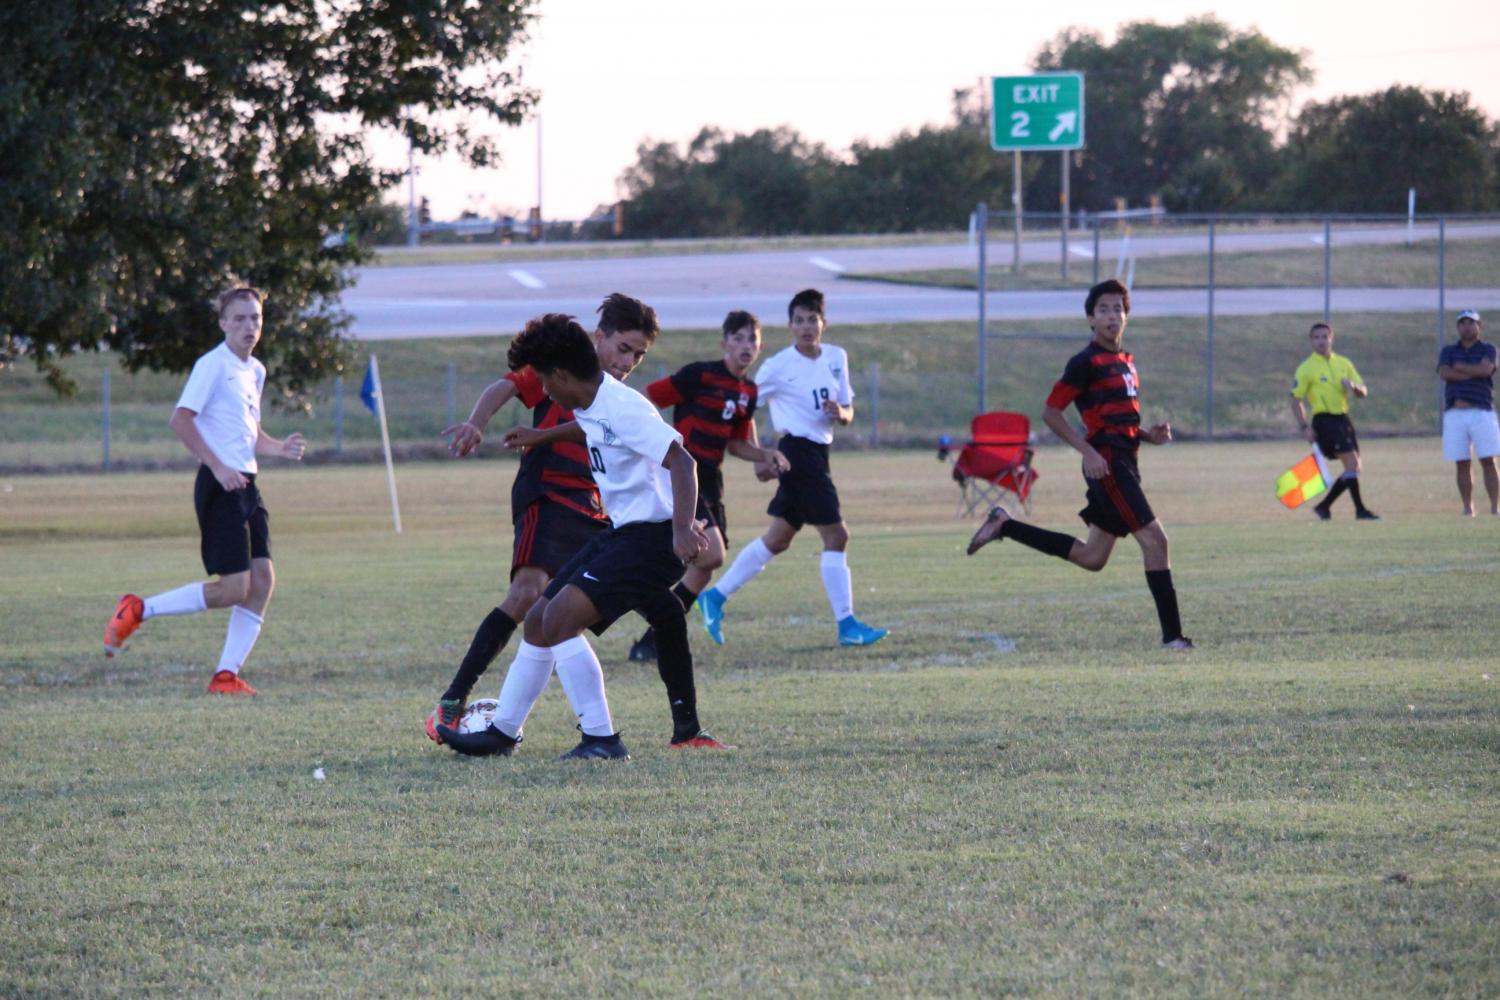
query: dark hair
1084 279 1129 317
1309 322 1332 335
722 309 760 338
217 283 265 317
788 288 824 321
507 314 600 380
597 292 659 343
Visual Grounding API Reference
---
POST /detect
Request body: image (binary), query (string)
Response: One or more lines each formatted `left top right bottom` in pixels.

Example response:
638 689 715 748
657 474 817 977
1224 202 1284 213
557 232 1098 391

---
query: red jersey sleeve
1045 380 1080 410
645 375 683 408
504 367 546 409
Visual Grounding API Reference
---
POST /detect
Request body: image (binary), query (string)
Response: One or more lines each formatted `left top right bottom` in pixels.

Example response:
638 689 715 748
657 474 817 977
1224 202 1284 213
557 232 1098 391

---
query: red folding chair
950 411 1039 515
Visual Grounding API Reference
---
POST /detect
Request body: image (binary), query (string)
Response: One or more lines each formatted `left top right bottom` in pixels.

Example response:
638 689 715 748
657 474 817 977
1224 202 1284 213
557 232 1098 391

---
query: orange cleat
670 731 736 751
207 670 258 696
425 699 464 744
103 594 145 657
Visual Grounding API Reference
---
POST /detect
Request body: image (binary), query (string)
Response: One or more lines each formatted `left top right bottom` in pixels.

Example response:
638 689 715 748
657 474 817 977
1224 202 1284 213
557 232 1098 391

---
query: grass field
1 310 1460 470
3 443 1498 996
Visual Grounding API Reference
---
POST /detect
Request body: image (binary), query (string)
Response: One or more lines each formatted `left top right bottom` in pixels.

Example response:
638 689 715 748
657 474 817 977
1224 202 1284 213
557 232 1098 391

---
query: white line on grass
507 269 546 289
809 256 846 273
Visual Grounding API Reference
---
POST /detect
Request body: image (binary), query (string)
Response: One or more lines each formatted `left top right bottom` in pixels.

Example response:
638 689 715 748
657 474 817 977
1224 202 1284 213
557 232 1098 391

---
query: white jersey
175 342 266 474
753 343 855 445
572 374 684 527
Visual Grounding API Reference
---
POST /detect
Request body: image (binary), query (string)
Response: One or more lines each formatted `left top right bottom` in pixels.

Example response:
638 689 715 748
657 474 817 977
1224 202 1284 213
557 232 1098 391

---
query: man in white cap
1437 310 1499 516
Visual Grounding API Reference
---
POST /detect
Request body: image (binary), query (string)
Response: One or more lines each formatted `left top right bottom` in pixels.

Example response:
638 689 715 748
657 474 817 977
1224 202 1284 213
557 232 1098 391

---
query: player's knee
1077 552 1107 572
502 581 542 617
823 525 849 550
521 601 549 643
763 533 792 555
221 573 253 605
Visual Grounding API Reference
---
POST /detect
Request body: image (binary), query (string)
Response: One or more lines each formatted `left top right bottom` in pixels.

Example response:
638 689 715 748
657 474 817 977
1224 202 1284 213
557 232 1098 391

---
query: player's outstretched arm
726 437 789 475
442 378 520 456
503 421 586 452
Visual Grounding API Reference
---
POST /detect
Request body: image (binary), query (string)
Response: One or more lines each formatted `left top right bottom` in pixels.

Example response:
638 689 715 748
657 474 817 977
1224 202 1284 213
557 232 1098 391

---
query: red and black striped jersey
1044 342 1142 451
505 367 608 522
645 361 758 466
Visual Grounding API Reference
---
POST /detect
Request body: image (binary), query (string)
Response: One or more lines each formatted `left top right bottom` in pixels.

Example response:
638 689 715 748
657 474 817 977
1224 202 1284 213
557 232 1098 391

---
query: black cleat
1312 505 1332 521
1355 509 1380 521
628 627 657 663
558 731 631 761
436 723 519 757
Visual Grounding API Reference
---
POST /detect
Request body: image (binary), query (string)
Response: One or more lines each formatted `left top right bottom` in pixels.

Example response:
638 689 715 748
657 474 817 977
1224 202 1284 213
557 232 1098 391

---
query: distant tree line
611 17 1500 237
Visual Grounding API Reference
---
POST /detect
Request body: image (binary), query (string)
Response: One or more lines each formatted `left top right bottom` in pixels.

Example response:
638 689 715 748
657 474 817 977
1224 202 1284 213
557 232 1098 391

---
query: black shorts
695 460 728 545
512 499 609 579
194 465 270 576
767 435 842 529
1312 413 1359 459
1079 448 1156 538
542 520 688 633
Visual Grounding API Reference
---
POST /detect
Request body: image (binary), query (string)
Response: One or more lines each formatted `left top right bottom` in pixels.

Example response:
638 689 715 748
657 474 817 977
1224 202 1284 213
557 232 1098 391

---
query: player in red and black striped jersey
966 279 1193 650
423 294 661 742
626 311 790 662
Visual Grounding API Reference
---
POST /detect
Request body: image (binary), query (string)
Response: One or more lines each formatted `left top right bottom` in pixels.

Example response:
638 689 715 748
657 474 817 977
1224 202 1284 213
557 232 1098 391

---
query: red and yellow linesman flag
1276 451 1332 509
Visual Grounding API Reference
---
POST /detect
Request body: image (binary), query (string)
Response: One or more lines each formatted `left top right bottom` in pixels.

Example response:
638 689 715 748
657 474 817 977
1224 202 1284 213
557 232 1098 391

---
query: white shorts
1442 408 1500 462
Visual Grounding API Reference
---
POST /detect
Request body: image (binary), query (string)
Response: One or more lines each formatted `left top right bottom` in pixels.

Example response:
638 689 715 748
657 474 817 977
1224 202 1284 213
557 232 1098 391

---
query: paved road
345 223 1500 339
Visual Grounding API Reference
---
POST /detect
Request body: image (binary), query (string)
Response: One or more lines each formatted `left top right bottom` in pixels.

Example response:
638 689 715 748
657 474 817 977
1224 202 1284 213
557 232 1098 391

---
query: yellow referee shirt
1291 352 1362 416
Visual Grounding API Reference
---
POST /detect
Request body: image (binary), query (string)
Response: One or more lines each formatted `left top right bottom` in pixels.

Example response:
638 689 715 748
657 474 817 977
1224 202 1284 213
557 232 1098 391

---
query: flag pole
369 354 403 534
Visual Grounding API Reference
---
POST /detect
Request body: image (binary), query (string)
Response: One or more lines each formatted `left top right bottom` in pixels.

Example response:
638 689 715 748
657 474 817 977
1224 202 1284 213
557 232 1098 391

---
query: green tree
821 89 1022 232
618 127 836 238
1031 17 1310 211
1275 87 1498 212
1 0 535 400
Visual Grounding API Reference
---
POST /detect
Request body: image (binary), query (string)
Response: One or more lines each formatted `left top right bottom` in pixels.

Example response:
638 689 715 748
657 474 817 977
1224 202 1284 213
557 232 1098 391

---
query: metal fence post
1322 218 1332 323
333 375 344 454
976 202 988 416
868 363 879 448
101 368 111 472
1205 219 1216 441
446 363 457 429
1437 217 1447 428
1091 219 1100 286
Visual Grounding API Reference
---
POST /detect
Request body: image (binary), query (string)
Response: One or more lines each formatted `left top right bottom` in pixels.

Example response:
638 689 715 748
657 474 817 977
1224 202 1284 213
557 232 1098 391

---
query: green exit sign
990 73 1085 151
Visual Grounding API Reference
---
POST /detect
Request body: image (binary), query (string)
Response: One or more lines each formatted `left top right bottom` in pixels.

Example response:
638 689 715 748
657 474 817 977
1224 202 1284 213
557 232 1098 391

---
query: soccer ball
457 698 500 735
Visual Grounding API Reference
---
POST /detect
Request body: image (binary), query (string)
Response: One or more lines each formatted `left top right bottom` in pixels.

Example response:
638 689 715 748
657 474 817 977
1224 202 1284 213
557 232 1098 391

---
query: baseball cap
1457 309 1482 323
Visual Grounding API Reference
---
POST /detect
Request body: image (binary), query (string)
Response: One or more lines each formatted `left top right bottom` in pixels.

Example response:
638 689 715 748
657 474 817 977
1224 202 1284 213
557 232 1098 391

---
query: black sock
1345 477 1368 513
1000 519 1078 560
1145 569 1184 643
442 608 517 702
1318 477 1349 511
646 602 699 741
671 581 697 611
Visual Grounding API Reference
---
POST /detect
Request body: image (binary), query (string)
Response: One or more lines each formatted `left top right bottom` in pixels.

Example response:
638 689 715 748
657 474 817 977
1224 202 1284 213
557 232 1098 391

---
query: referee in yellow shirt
1289 322 1379 520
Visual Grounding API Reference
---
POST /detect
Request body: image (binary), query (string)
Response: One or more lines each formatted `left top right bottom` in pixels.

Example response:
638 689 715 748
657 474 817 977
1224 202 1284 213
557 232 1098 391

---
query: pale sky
383 0 1500 222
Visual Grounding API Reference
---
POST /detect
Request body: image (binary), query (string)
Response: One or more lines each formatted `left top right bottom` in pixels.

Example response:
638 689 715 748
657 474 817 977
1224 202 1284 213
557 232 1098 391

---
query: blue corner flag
359 361 378 415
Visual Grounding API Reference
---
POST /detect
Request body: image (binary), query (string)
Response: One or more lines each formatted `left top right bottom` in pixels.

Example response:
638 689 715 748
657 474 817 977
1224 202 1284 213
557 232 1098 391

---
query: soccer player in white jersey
697 288 888 647
102 283 306 694
437 314 710 760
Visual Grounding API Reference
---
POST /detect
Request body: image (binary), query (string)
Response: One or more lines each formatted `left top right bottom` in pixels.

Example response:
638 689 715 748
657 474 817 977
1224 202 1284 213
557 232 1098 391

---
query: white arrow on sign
1048 112 1078 143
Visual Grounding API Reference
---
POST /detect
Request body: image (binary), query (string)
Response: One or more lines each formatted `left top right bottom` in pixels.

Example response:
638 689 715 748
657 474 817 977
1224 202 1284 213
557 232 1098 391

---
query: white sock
716 537 776 598
492 641 554 739
143 582 207 620
215 605 263 674
820 550 854 621
551 635 615 737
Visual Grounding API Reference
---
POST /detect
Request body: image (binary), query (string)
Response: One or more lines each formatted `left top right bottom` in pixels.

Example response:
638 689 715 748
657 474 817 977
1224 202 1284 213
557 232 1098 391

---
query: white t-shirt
571 374 684 526
753 343 855 445
175 342 266 474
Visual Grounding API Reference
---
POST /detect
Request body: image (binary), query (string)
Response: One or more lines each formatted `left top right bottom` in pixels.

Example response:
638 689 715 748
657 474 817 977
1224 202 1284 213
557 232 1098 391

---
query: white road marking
508 269 546 289
1068 245 1093 257
809 256 846 273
